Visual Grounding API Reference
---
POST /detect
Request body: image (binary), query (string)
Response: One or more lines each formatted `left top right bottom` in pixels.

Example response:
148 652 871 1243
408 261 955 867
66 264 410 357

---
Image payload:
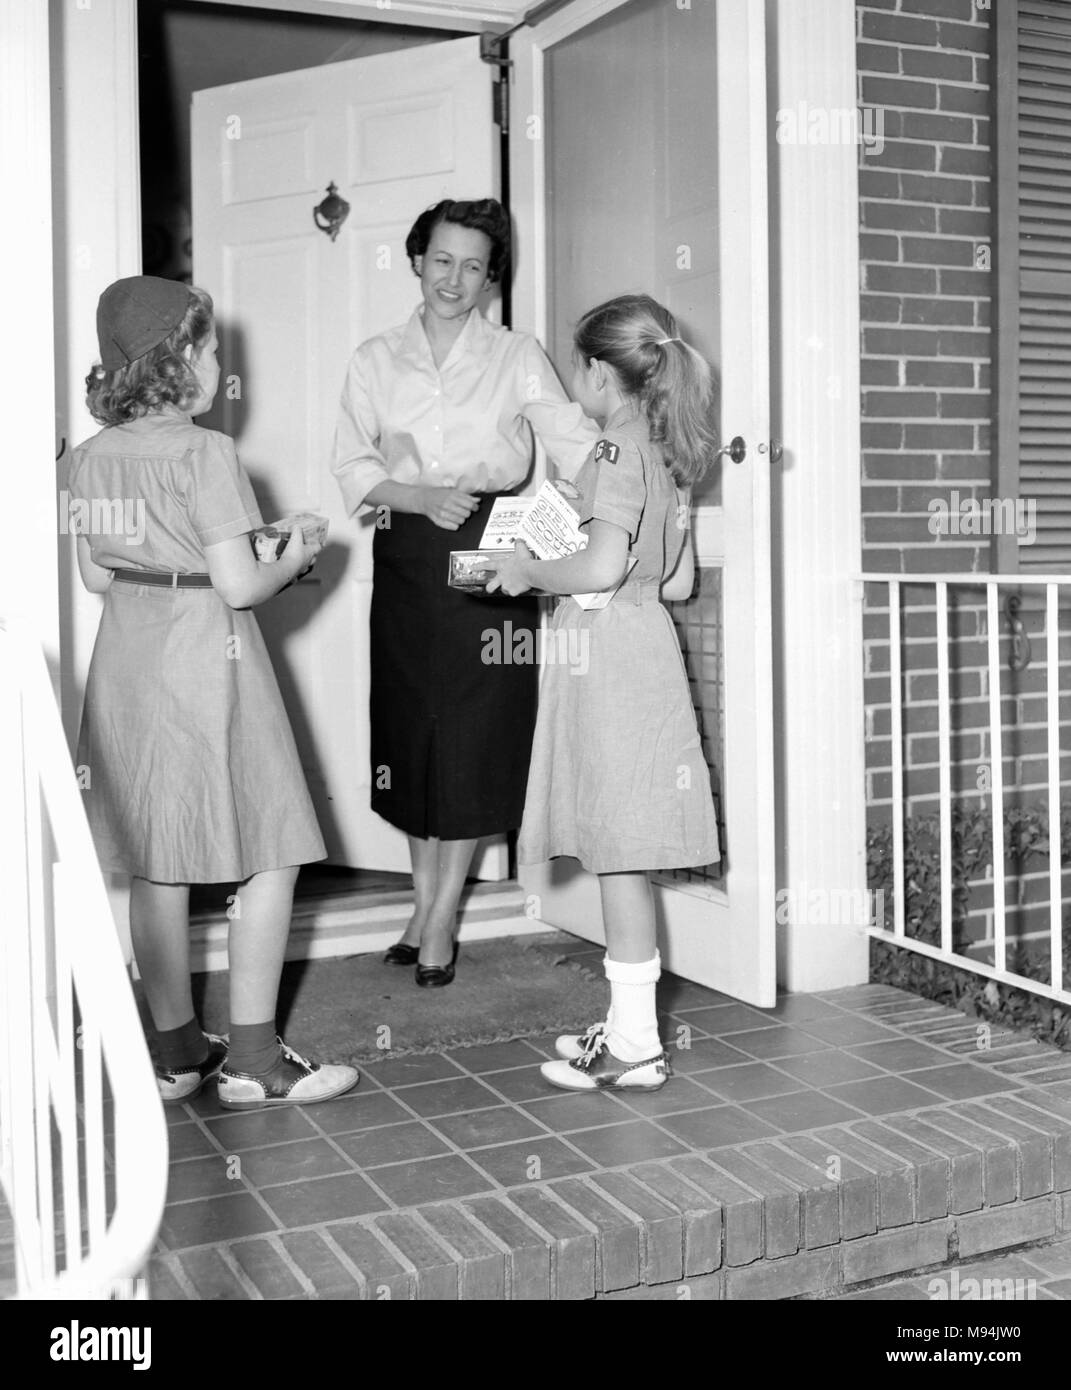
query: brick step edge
150 1174 1071 1302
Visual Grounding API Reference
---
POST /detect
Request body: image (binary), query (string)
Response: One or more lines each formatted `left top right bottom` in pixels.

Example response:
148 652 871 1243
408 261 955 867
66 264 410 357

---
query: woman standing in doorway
332 198 597 986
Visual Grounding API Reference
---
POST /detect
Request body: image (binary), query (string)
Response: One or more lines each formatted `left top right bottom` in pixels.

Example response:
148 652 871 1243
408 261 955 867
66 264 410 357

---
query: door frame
765 0 869 992
4 0 60 676
43 0 868 991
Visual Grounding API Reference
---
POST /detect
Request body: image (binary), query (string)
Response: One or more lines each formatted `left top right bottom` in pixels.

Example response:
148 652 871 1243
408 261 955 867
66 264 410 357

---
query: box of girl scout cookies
447 550 502 591
448 481 634 610
252 513 329 562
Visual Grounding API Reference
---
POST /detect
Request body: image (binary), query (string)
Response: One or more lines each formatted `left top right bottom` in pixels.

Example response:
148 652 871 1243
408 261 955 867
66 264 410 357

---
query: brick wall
855 0 1070 965
858 0 992 576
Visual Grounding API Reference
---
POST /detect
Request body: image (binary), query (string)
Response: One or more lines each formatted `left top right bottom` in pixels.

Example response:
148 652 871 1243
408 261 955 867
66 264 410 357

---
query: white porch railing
0 621 167 1299
861 573 1070 1008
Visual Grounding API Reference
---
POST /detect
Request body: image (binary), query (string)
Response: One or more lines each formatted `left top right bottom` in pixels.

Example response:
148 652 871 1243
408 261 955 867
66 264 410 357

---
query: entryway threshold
149 969 1071 1300
189 880 541 974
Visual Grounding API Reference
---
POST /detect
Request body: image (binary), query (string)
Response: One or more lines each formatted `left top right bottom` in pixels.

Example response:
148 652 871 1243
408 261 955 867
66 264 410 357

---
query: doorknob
716 437 783 465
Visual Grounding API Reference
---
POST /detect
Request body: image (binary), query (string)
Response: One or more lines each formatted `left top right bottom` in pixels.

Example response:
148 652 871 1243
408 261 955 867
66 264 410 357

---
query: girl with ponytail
487 294 721 1093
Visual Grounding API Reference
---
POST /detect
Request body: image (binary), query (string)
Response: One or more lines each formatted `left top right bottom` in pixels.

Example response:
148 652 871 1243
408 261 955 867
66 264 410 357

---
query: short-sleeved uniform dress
518 404 721 874
69 410 326 883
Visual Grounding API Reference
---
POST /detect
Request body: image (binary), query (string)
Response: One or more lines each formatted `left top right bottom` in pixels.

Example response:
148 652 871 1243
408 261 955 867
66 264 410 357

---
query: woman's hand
417 482 481 531
485 541 535 596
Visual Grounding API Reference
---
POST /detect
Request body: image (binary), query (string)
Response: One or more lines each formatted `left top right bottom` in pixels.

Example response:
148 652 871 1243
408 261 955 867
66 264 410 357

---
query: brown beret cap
96 276 193 371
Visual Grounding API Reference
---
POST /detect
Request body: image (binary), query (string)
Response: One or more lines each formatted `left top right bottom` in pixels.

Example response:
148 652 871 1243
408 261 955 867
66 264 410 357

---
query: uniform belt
555 580 663 609
625 582 664 605
112 569 213 588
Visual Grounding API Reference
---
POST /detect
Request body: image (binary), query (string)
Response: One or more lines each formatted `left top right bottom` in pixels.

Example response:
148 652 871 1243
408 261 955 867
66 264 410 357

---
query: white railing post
936 582 952 955
889 581 905 938
54 894 82 1284
986 584 1007 973
1046 583 1063 993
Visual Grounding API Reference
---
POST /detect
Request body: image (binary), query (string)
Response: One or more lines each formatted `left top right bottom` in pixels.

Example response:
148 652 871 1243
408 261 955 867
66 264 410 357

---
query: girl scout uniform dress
519 404 720 873
333 305 597 841
70 411 326 882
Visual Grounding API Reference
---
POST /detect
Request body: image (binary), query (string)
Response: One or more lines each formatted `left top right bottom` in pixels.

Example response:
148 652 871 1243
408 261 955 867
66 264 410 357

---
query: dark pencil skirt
369 494 539 840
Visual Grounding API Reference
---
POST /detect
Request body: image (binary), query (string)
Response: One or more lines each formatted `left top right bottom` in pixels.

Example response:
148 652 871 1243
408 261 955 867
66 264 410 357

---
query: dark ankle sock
156 1017 209 1069
227 1022 282 1076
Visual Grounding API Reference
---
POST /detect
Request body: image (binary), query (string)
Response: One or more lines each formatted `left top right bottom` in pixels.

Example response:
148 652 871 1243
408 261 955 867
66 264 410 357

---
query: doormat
177 934 608 1065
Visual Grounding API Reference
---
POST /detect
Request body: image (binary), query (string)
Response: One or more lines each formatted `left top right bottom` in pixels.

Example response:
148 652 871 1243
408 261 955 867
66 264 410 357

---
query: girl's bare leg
129 877 194 1031
598 871 657 963
418 836 477 967
227 865 299 1025
219 866 358 1096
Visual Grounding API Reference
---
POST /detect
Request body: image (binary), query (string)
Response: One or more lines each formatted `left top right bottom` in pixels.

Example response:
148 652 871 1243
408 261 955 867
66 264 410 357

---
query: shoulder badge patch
594 439 620 464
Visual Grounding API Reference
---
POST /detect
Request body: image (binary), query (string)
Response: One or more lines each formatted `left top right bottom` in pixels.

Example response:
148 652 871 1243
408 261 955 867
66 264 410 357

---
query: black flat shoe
384 943 420 966
415 961 456 988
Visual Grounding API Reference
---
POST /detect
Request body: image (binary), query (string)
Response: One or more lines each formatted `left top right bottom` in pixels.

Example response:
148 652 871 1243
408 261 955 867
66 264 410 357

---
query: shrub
866 801 1071 1051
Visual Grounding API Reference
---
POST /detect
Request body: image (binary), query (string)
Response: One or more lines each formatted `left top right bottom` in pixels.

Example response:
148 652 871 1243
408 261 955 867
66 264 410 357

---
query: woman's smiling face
416 221 492 323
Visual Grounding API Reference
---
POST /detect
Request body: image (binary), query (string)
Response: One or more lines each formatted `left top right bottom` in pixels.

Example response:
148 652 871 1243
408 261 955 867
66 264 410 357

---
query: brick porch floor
148 932 1071 1301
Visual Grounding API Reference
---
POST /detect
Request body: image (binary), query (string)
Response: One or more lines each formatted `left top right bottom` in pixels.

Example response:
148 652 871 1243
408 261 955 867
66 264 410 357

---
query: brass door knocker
313 182 350 242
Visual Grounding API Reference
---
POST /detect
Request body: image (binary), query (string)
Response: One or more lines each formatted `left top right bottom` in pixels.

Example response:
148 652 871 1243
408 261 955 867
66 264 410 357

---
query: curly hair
574 294 718 487
404 198 511 284
85 285 214 426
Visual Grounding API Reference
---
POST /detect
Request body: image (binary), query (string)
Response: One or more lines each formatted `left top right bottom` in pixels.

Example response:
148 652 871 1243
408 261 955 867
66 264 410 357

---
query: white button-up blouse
331 304 598 515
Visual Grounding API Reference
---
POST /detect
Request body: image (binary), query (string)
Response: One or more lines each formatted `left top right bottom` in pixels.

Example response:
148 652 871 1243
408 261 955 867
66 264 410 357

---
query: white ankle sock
604 952 662 1062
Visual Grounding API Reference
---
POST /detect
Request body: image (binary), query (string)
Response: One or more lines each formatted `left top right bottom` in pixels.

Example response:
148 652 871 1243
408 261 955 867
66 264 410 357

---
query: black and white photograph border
2 0 1071 1348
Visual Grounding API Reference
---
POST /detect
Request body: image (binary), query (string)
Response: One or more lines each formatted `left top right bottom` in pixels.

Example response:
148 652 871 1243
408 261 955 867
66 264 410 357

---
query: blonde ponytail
573 294 718 486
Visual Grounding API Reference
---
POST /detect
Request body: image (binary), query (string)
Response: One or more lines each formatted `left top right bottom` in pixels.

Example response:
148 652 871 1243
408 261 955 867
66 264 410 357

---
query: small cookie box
252 512 329 562
447 550 502 591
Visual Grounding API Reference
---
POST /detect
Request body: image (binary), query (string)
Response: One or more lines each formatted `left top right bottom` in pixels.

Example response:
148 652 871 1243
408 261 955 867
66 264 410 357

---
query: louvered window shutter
995 0 1071 573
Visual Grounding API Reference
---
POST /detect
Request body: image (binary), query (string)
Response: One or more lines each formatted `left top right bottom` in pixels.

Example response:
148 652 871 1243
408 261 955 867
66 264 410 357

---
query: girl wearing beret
71 276 358 1108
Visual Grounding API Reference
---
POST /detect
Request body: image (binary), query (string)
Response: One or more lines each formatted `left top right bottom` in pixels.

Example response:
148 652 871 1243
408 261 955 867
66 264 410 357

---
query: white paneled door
511 0 777 1006
192 37 505 876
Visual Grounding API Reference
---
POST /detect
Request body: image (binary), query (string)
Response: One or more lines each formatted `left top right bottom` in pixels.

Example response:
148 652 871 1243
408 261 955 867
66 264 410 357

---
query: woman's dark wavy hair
405 198 511 284
574 294 718 487
85 286 214 426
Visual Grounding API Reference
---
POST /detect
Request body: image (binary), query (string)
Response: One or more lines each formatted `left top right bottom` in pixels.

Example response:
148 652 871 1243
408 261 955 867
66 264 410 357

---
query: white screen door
511 0 777 1005
191 36 509 878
